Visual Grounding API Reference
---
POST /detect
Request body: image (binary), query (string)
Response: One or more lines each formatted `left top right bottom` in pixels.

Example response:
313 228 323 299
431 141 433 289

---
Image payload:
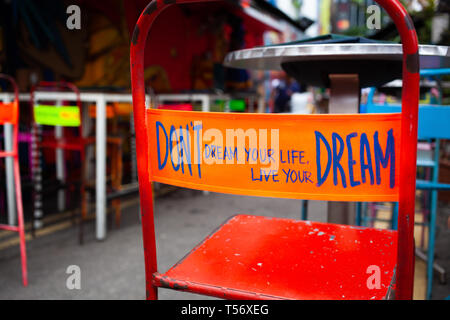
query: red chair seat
38 136 96 150
153 215 397 300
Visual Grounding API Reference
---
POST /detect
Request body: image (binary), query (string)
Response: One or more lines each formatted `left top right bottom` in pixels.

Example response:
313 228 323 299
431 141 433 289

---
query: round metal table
224 43 450 88
223 42 450 226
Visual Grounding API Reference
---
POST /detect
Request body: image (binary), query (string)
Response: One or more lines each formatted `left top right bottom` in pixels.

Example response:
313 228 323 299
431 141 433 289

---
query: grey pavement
0 189 448 299
0 189 306 299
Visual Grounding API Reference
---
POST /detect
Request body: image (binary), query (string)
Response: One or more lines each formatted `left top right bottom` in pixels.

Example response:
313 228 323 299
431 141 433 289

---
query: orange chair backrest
0 74 19 125
0 74 20 155
0 100 18 125
147 110 401 202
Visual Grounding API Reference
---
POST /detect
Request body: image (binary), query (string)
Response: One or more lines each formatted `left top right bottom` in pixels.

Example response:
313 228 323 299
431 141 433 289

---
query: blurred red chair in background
31 81 93 244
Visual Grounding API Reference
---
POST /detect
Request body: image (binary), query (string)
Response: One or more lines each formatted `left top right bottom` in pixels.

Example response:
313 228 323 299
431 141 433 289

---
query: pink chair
0 74 28 286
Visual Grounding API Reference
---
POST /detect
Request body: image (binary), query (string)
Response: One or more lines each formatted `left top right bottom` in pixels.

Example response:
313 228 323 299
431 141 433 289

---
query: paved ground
0 189 448 299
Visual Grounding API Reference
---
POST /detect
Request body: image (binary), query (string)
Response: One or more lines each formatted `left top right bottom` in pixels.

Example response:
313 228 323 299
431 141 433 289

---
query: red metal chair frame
131 0 419 300
0 74 28 286
30 81 93 244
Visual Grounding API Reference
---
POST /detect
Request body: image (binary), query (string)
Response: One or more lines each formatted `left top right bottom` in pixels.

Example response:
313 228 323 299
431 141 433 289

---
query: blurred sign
34 105 80 127
0 102 18 125
89 104 115 119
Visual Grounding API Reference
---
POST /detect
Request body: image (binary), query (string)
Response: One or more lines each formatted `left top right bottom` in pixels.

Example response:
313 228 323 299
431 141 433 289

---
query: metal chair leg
79 149 87 245
426 139 440 300
111 142 123 228
14 157 28 286
301 200 308 220
391 202 398 230
356 202 362 226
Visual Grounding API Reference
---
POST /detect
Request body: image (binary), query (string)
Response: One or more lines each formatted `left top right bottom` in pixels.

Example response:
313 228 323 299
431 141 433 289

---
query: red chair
0 74 28 286
131 0 419 300
31 81 94 244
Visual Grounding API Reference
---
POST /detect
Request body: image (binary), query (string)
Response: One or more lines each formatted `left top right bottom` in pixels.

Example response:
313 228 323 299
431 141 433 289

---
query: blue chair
359 68 450 299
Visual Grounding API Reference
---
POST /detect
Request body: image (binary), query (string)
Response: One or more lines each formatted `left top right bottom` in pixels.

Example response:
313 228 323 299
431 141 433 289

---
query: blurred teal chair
358 68 450 300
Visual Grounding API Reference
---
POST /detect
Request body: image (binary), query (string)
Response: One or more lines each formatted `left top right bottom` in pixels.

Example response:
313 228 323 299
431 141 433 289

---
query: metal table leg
327 74 360 225
3 94 16 225
4 123 16 225
55 99 66 212
96 95 107 240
